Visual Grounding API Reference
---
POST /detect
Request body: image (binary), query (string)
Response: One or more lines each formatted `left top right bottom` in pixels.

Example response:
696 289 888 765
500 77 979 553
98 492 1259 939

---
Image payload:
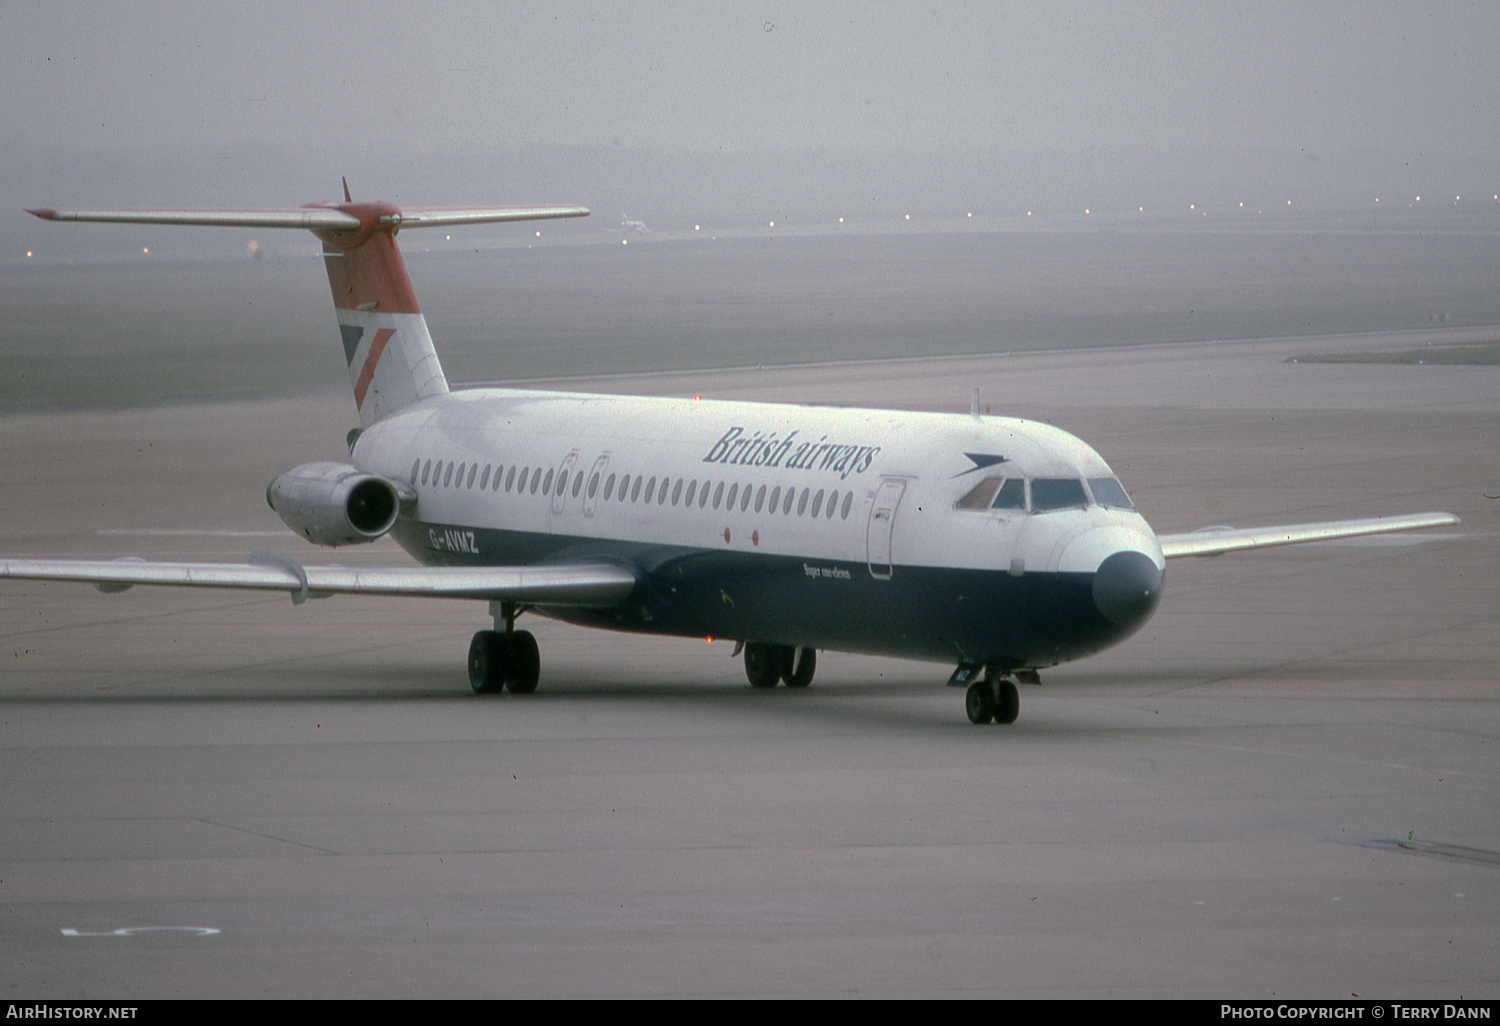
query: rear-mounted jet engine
266 461 402 546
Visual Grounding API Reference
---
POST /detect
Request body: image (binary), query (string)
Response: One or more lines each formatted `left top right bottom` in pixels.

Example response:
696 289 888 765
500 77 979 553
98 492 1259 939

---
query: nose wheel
743 642 818 688
965 675 1020 725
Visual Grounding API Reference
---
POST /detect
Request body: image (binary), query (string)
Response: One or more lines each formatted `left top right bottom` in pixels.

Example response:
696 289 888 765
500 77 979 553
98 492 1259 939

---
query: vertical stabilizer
314 202 448 427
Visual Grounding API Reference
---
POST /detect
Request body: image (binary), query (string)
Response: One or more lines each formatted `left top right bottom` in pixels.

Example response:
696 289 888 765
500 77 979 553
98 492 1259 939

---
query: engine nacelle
266 461 402 546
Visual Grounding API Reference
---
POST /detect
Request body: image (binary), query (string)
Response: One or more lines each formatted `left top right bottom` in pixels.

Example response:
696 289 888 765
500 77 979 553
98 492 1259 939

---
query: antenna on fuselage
970 387 981 419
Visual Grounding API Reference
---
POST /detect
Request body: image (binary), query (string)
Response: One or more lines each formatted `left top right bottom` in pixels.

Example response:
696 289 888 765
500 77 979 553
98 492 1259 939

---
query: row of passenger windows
411 457 859 520
955 475 1134 513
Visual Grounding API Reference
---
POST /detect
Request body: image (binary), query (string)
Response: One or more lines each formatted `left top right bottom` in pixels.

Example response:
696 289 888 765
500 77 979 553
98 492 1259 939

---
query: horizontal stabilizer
0 556 636 606
26 205 588 231
1157 512 1459 559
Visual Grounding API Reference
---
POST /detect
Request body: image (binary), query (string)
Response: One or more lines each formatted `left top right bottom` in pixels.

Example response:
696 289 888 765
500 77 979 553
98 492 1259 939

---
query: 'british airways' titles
703 427 880 480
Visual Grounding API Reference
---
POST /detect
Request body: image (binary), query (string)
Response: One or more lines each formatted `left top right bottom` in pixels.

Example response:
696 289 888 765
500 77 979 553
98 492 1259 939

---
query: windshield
1030 478 1088 512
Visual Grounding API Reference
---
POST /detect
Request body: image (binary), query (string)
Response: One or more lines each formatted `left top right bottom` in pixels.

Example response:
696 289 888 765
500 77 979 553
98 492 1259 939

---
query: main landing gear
963 667 1038 725
743 642 817 689
469 601 540 695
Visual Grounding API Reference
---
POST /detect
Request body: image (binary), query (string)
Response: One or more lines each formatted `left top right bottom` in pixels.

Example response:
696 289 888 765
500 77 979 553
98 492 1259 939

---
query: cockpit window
955 477 1002 510
1087 476 1134 509
991 478 1025 510
1031 478 1088 512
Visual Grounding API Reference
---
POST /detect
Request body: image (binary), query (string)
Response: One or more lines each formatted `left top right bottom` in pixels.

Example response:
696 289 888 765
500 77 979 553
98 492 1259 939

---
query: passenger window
672 479 683 505
783 488 795 515
740 484 752 512
768 485 781 513
726 483 739 510
643 476 656 503
991 478 1025 510
479 464 490 490
1088 477 1134 509
841 492 853 519
588 472 600 499
826 490 838 518
1031 478 1088 512
604 473 616 500
797 488 810 515
421 459 432 485
572 471 584 498
810 489 825 518
684 480 696 506
443 463 454 487
713 482 724 509
467 463 478 489
956 477 1001 510
631 476 643 502
554 469 567 496
506 466 516 491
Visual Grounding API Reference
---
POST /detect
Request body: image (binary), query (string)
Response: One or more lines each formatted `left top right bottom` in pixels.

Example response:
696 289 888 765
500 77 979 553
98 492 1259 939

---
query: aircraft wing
1157 512 1460 559
0 555 637 606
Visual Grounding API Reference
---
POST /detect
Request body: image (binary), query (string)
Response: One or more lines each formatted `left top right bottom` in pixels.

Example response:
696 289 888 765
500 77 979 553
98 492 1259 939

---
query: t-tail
26 189 589 426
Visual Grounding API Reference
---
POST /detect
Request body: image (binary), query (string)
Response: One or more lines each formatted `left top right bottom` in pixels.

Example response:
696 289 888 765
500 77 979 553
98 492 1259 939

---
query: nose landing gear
743 642 818 689
963 669 1023 726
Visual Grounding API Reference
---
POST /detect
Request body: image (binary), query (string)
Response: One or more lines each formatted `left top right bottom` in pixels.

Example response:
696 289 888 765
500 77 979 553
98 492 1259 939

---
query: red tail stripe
353 328 396 408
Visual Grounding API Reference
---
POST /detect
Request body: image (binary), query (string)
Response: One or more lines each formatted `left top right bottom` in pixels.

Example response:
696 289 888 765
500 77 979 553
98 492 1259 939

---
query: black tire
995 679 1020 725
468 630 505 695
744 642 782 688
782 646 816 688
506 630 541 694
965 680 996 725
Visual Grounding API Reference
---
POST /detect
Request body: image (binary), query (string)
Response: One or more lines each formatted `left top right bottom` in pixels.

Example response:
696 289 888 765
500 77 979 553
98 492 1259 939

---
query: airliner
4 191 1458 725
620 210 650 233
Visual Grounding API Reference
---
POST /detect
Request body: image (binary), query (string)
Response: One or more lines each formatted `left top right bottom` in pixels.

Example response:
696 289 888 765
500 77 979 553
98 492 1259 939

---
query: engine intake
266 461 402 546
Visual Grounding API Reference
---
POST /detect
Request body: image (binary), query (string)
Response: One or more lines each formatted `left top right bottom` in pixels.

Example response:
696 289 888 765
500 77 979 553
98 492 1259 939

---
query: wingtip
25 207 58 220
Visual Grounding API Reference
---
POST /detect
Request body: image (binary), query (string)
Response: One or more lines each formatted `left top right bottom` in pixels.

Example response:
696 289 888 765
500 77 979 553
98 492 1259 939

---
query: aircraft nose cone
1092 550 1163 629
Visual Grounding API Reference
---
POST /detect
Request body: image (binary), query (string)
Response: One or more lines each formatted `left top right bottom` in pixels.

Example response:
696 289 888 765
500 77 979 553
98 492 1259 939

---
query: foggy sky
5 2 1500 256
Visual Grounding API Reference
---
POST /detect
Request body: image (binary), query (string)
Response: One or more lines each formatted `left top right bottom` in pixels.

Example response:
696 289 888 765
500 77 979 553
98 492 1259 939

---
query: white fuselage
351 386 1165 668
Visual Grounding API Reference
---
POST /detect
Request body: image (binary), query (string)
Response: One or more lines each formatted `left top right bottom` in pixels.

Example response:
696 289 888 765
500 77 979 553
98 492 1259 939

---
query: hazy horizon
6 4 1500 260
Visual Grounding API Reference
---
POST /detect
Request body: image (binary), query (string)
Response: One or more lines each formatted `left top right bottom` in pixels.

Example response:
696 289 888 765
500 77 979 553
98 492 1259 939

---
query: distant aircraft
620 210 650 233
4 189 1457 724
